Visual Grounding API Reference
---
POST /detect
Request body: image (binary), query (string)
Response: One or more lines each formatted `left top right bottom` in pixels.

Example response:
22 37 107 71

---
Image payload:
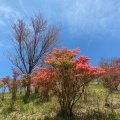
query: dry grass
0 82 120 120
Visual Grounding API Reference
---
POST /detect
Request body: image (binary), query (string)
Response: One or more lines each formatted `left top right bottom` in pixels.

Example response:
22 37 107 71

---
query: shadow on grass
21 92 48 105
43 110 117 120
78 110 117 120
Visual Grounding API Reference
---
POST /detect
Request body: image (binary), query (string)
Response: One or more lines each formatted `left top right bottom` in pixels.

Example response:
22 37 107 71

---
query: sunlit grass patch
0 82 120 120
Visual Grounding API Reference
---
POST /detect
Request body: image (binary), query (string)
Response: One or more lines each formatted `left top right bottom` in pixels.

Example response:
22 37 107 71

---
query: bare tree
99 57 115 69
8 13 60 99
99 57 120 106
9 68 20 110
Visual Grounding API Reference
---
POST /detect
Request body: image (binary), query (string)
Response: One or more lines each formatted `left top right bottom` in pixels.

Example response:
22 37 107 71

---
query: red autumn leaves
32 47 106 116
1 47 119 116
100 58 120 92
32 48 106 93
33 67 56 91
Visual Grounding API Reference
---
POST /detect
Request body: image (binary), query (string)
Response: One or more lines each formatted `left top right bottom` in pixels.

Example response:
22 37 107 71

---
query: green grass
112 90 120 94
0 82 120 120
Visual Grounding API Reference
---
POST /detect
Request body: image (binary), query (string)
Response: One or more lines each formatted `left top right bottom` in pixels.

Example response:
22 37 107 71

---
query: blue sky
0 0 120 77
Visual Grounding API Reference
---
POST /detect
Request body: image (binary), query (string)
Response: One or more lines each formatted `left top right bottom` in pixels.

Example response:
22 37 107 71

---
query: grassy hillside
0 82 120 120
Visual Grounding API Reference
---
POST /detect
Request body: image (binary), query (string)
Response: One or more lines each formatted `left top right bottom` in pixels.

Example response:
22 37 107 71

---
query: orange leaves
33 67 56 83
100 58 120 92
75 56 91 72
32 47 105 93
89 66 106 75
44 48 80 67
52 47 80 58
75 56 90 64
0 76 10 85
32 67 56 91
74 56 105 77
40 86 47 91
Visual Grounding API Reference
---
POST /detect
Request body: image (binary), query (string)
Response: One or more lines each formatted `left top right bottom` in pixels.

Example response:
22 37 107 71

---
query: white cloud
0 5 21 26
0 5 21 53
18 0 28 15
0 19 6 26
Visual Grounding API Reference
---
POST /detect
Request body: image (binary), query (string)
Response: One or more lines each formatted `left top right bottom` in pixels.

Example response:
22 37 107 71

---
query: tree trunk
26 84 30 97
35 86 39 94
12 80 17 101
59 97 73 117
24 84 30 103
10 79 17 111
60 104 73 117
105 92 111 107
41 90 49 102
1 86 5 100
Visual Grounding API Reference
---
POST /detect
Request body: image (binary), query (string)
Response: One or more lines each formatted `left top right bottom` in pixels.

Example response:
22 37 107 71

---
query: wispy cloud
18 0 28 16
0 0 120 41
0 4 21 54
0 5 20 26
0 19 6 26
